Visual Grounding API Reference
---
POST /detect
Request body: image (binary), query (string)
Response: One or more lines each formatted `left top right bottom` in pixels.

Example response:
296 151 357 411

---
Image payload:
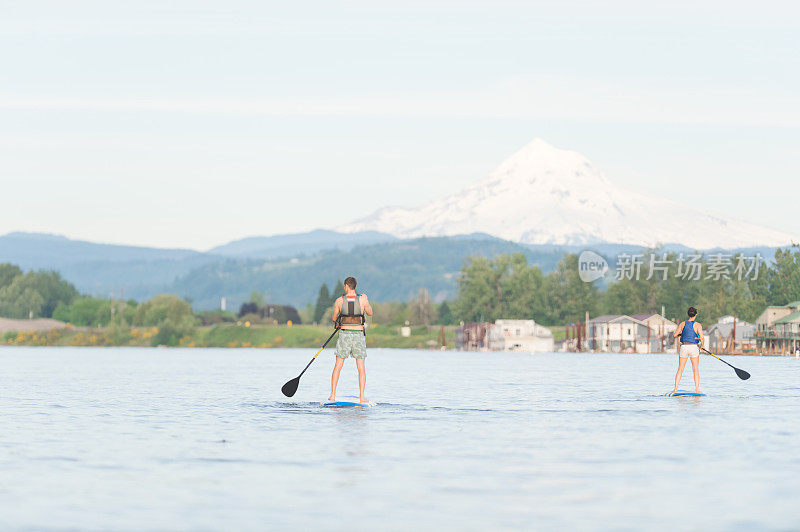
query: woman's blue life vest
680 319 700 344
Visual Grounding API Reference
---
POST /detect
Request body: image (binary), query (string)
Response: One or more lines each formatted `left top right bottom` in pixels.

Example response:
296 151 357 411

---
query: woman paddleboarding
671 306 704 395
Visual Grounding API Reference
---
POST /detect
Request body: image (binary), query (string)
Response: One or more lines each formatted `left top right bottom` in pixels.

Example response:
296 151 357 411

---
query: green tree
541 254 600 324
249 290 265 307
133 294 195 326
5 287 45 319
332 279 345 300
370 301 408 326
767 246 800 305
453 253 549 323
133 294 196 345
51 297 128 327
0 269 78 318
27 270 79 317
313 283 331 324
436 301 455 325
0 263 22 288
502 254 546 319
602 280 636 316
453 256 503 323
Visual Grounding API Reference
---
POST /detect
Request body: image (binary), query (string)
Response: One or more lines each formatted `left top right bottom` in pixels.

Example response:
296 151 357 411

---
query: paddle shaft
701 347 736 369
297 327 340 378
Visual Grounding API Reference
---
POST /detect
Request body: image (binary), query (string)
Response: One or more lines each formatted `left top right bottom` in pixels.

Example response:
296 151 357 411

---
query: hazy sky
1 1 798 250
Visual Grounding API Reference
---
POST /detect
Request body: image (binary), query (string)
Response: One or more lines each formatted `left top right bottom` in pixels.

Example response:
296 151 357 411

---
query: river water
1 347 798 531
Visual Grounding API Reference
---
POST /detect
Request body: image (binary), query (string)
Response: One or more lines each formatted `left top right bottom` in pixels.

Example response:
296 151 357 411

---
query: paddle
281 327 340 397
701 347 751 380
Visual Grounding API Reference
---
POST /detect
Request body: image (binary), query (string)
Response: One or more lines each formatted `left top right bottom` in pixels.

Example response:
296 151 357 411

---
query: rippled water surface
2 347 799 531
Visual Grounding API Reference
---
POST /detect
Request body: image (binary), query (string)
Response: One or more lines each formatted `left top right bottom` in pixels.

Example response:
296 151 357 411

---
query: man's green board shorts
335 330 367 359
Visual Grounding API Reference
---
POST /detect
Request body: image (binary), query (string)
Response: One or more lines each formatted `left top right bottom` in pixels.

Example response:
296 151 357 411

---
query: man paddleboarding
328 276 373 404
671 306 704 394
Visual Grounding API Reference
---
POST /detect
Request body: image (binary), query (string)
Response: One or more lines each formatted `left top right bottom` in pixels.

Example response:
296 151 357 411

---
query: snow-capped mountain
337 139 798 249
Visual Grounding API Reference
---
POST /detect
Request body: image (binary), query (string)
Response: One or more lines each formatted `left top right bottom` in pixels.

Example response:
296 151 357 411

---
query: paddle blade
281 376 300 397
735 367 751 380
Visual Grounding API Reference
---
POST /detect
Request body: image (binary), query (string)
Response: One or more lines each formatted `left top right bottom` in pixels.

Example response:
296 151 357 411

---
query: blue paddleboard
667 391 706 397
322 401 372 407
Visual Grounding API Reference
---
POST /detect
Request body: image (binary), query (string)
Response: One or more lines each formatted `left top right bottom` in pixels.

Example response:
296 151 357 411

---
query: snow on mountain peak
336 140 798 249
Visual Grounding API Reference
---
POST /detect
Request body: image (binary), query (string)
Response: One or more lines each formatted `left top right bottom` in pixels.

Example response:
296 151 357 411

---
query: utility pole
110 290 116 325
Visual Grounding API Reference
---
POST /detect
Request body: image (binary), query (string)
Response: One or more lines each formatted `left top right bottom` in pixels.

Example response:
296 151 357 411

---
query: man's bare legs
672 357 688 394
356 358 367 403
689 356 701 393
328 356 345 401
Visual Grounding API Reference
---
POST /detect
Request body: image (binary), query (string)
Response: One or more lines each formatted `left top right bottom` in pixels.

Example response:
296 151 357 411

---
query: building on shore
706 316 756 353
456 322 493 351
456 319 554 352
632 313 678 350
753 301 800 354
586 314 677 353
490 320 554 353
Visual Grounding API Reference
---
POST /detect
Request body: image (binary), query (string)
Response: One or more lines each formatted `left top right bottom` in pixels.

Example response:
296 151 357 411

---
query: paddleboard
667 391 706 397
322 401 373 407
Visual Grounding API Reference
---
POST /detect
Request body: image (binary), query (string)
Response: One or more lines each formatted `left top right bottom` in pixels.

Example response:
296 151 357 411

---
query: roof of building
774 311 800 324
707 320 756 339
588 314 623 323
766 302 800 309
709 317 753 328
588 314 648 326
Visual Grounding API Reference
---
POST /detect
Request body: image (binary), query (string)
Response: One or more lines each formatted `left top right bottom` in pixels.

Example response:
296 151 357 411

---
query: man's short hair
344 276 357 290
687 307 697 318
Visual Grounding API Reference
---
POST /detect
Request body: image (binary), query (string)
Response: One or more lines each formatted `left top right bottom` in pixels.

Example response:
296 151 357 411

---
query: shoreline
3 324 795 356
1 342 797 357
2 323 459 349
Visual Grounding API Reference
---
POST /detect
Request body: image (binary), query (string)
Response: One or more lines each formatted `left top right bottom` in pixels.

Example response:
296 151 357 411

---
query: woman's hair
687 306 697 318
344 276 357 290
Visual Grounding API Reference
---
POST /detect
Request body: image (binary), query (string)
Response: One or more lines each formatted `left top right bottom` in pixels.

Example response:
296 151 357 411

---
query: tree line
0 264 78 319
308 282 455 327
451 247 800 325
6 244 799 337
0 263 196 345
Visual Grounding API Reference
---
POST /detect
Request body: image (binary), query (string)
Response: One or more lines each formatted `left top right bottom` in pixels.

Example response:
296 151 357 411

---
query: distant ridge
0 232 200 266
0 231 787 309
337 139 799 249
208 229 396 259
0 230 395 301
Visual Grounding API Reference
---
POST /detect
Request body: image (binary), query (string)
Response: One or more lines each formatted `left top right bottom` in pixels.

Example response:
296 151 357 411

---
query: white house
755 302 800 334
753 301 800 354
587 314 677 353
632 313 678 338
491 319 555 353
705 315 756 352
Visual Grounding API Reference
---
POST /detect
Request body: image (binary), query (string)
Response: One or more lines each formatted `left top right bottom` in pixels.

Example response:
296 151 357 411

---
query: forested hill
208 229 396 258
171 235 570 310
0 232 200 265
0 232 218 300
1 232 782 311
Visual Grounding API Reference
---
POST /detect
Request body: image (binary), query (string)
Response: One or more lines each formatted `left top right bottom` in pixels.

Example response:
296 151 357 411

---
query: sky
1 0 798 250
